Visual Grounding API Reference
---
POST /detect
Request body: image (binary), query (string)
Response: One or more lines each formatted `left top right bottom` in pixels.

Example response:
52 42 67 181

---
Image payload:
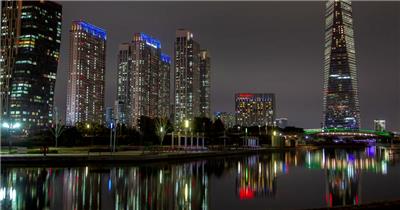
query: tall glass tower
323 0 360 130
1 0 62 132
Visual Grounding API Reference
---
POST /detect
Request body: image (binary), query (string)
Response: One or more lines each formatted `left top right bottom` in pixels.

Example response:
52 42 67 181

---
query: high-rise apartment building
199 50 211 119
235 93 275 127
66 21 106 126
1 0 62 132
323 0 360 130
174 29 200 129
116 33 170 128
159 53 171 119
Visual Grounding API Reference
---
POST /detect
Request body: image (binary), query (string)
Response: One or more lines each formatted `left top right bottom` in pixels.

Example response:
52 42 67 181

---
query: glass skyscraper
323 0 360 130
0 0 62 132
66 21 106 126
199 50 211 119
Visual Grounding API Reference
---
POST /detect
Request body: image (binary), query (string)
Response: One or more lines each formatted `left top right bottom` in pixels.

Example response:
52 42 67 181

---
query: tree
138 116 157 144
49 107 65 147
155 118 169 145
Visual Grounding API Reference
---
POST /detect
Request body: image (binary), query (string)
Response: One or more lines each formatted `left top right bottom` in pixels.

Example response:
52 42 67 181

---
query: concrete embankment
1 147 301 167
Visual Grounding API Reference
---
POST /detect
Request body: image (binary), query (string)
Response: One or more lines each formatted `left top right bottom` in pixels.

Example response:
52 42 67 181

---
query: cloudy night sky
54 1 400 130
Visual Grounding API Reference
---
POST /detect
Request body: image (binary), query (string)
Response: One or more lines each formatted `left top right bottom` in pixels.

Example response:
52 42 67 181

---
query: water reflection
1 147 398 210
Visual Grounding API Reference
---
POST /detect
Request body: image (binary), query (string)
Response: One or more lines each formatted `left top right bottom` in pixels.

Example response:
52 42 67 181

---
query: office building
199 50 211 118
235 93 275 127
322 0 361 130
66 21 106 126
105 107 113 128
1 0 62 132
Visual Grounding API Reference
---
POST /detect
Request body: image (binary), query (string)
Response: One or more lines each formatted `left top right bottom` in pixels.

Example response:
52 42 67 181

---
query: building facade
116 33 170 128
275 118 288 128
159 53 171 119
373 120 386 132
235 93 275 127
215 112 235 128
66 21 106 126
322 0 361 130
174 29 200 129
199 50 211 119
1 0 62 132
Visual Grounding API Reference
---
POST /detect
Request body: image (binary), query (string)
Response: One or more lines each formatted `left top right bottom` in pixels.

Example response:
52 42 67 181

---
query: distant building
275 118 288 128
105 107 113 128
159 53 171 119
322 0 361 130
199 50 211 118
116 33 170 128
66 21 106 126
235 93 275 127
174 29 200 129
1 0 62 132
374 120 386 131
114 100 124 125
215 112 235 128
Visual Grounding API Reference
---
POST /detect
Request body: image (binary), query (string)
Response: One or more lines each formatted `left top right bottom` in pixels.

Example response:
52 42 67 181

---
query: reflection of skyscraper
323 0 360 130
1 0 62 132
66 21 106 126
236 155 288 199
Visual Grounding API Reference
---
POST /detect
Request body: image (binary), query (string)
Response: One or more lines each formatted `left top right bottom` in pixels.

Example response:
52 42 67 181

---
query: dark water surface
1 147 400 210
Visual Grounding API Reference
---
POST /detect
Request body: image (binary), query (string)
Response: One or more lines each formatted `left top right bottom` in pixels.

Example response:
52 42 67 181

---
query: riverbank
2 144 398 167
0 147 301 167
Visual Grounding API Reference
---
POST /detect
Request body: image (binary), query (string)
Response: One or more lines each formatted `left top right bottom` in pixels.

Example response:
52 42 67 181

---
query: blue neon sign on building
161 53 171 64
140 33 161 49
78 21 107 40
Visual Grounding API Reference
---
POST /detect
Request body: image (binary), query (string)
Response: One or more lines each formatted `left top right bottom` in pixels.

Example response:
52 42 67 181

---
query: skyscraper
323 0 360 130
159 53 171 119
1 0 62 132
235 93 275 127
66 21 106 126
174 29 200 129
199 50 211 119
116 33 170 128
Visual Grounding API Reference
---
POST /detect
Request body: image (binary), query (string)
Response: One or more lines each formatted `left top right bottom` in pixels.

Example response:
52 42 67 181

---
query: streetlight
184 119 189 148
2 121 22 152
245 127 248 146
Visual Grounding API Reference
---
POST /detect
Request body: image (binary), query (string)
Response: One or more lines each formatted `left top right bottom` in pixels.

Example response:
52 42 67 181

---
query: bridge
304 128 392 139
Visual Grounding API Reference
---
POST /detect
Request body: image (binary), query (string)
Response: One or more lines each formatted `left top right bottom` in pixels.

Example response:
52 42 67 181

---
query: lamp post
184 119 189 149
245 127 248 147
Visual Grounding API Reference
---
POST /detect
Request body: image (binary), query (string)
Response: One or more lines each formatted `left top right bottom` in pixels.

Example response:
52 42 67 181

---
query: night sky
54 1 400 130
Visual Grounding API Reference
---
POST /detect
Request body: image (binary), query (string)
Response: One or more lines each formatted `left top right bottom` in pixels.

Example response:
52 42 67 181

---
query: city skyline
53 1 399 130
